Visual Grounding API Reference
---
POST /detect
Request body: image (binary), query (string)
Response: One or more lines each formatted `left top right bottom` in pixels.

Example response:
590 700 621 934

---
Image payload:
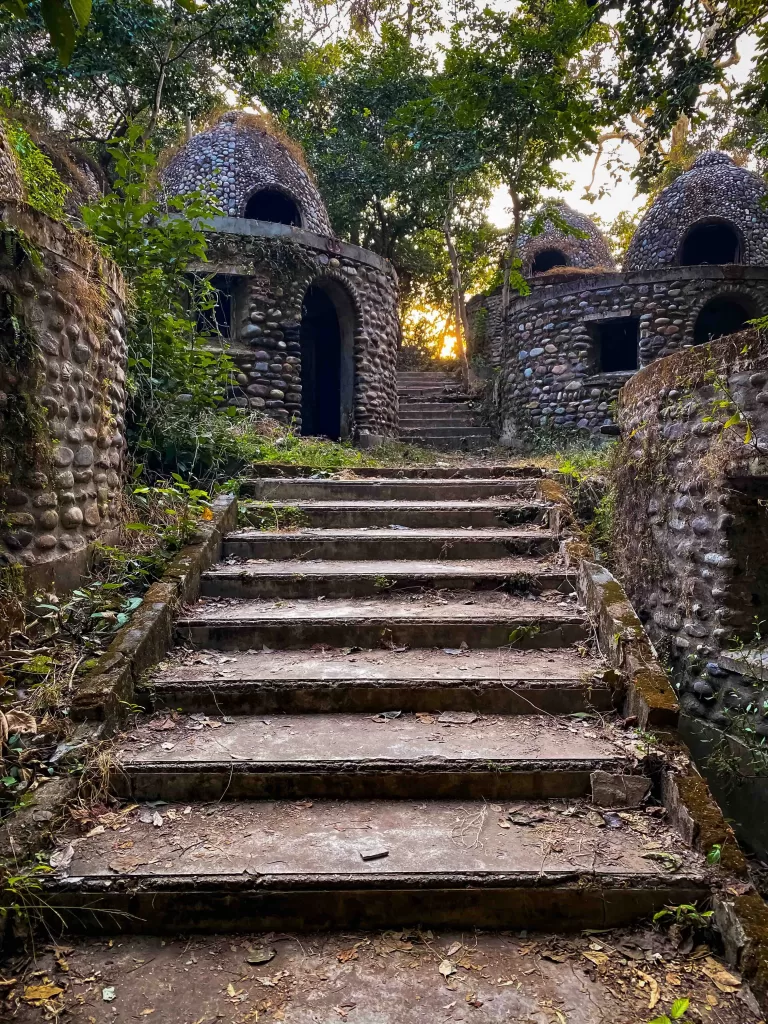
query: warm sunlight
403 303 457 358
439 332 458 358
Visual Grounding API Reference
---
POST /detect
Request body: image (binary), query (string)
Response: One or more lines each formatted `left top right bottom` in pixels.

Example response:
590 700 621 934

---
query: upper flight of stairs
398 370 493 449
49 468 709 933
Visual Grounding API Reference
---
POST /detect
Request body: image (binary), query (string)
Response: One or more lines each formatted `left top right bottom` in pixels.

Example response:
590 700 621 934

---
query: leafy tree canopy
0 0 283 148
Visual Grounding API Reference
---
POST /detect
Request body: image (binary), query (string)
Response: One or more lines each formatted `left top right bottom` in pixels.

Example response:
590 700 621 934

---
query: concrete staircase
398 370 493 449
52 469 707 932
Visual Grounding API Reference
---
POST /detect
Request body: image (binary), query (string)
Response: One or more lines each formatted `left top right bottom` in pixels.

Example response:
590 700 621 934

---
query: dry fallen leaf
337 948 358 963
439 960 456 978
24 983 64 1005
637 971 660 1010
702 957 741 993
582 952 609 967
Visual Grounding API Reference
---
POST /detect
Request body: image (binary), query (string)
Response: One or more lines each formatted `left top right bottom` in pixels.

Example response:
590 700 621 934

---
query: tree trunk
500 189 522 362
443 215 470 391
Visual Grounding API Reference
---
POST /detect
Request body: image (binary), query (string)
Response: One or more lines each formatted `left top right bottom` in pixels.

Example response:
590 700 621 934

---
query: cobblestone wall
471 267 768 440
0 201 126 581
615 329 768 730
203 219 399 438
162 112 333 235
625 152 768 272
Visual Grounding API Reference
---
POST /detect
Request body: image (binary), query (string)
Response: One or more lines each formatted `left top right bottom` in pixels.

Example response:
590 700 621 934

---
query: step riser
399 410 479 420
147 680 617 716
402 437 494 450
201 571 571 600
238 506 550 529
176 619 588 651
240 480 538 500
222 535 555 560
43 885 708 934
401 427 491 437
112 766 627 802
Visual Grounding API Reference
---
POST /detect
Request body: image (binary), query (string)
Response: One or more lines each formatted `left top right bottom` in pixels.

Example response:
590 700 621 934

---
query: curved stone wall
162 112 333 236
201 219 400 438
0 201 126 581
519 202 616 276
478 266 768 438
625 152 768 272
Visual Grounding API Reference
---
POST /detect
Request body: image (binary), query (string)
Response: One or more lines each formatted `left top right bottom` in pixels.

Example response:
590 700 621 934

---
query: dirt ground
3 927 764 1024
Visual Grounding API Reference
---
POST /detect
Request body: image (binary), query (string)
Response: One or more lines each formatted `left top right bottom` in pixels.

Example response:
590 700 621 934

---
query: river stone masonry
163 112 400 439
468 152 768 441
0 198 126 582
625 152 768 271
615 329 768 728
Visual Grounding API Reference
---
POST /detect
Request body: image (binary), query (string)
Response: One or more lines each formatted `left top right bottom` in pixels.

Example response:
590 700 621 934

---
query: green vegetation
0 111 69 218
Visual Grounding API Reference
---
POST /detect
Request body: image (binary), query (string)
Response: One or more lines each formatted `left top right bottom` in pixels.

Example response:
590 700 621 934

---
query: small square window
589 317 639 373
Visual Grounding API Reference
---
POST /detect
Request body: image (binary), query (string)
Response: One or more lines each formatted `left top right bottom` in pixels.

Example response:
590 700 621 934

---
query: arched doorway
680 220 742 266
693 295 756 345
531 248 568 274
299 281 355 439
244 188 302 226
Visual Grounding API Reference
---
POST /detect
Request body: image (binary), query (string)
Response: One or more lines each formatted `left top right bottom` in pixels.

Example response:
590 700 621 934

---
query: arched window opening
300 282 355 439
693 296 754 345
680 220 741 266
243 188 301 226
531 248 568 274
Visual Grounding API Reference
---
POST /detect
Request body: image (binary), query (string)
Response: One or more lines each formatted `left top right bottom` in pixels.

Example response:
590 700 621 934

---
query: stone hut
469 153 768 441
519 201 616 277
0 124 127 586
161 111 400 442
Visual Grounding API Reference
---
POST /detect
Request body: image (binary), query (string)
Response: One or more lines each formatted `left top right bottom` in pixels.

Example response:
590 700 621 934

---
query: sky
485 33 759 231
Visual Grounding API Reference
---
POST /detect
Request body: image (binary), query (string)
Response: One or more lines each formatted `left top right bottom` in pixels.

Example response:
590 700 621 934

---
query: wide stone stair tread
201 558 570 599
153 647 605 685
242 478 538 499
146 647 615 715
238 498 550 528
48 798 708 932
116 712 630 770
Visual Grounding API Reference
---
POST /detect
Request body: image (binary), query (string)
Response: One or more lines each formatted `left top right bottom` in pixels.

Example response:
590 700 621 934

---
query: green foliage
0 0 90 64
0 0 282 146
129 472 213 550
0 110 69 217
81 127 235 440
648 998 690 1024
653 903 714 929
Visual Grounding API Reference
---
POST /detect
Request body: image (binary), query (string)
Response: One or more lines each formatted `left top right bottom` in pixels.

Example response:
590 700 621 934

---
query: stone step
146 648 618 715
202 558 571 599
47 798 707 932
398 415 480 426
111 713 642 801
238 498 551 529
222 527 555 561
239 478 538 500
401 426 492 439
397 385 465 398
401 434 495 451
246 465 543 479
175 595 587 650
397 372 458 382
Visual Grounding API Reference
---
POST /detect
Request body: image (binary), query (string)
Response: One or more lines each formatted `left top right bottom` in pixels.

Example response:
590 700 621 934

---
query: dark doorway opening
589 317 639 372
531 248 568 274
693 296 754 345
244 188 301 226
197 275 233 339
680 220 742 266
300 283 354 439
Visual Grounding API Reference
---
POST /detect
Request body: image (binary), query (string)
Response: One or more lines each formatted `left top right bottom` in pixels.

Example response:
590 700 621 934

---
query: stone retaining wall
615 329 768 730
468 266 768 440
202 219 400 439
0 201 126 584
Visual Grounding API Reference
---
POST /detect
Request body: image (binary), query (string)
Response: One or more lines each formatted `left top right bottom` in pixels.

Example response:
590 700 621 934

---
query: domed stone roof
0 122 24 203
520 201 616 276
624 151 768 272
161 111 333 236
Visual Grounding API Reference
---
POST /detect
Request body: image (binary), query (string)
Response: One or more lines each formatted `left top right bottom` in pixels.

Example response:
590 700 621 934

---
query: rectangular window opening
197 274 233 339
590 317 639 373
